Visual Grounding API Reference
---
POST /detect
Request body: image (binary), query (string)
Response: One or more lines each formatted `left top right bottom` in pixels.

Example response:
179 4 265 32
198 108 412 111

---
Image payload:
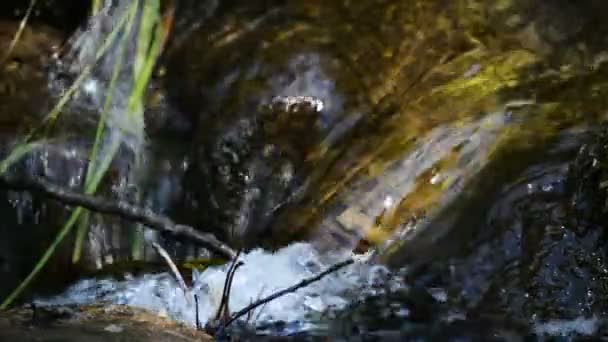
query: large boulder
163 0 608 255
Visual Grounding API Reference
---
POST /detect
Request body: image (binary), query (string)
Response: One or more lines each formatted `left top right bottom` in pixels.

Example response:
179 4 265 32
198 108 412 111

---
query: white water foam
533 316 600 337
34 243 404 331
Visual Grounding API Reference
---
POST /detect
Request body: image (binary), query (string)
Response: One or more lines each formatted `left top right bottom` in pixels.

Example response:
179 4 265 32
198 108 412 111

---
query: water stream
33 123 606 339
6 0 608 340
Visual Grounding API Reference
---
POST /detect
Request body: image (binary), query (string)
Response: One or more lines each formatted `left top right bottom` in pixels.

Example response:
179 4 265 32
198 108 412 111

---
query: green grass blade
72 211 91 263
72 2 139 264
71 130 123 262
0 0 145 309
1 0 38 65
126 0 164 260
0 206 83 310
128 0 162 116
131 224 144 260
86 1 139 175
0 135 122 310
91 0 102 16
38 1 137 131
0 141 44 175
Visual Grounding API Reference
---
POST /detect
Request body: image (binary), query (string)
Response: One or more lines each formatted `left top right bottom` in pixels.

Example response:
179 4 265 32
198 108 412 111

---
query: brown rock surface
0 304 212 342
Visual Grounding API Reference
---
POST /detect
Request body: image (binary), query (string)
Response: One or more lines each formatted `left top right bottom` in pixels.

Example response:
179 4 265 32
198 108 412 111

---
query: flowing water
5 0 608 340
32 124 607 340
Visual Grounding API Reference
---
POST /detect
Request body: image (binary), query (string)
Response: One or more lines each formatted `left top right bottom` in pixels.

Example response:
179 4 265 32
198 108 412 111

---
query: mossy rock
162 1 608 255
568 124 608 222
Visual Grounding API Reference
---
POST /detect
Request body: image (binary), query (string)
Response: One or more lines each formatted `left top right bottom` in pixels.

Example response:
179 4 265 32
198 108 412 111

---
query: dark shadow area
0 0 89 34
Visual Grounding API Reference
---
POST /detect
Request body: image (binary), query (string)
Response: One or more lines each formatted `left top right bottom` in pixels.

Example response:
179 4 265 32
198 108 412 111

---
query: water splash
49 0 146 154
43 0 170 265
34 243 404 333
534 316 600 337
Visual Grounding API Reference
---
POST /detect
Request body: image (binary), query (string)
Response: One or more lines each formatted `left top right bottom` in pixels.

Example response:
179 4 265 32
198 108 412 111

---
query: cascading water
44 0 177 267
16 1 608 340
52 0 145 149
34 243 406 336
32 112 599 339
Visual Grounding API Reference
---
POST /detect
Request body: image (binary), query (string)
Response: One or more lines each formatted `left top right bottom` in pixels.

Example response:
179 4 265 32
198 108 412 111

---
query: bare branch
151 242 189 294
215 258 354 336
215 251 242 322
205 253 243 334
194 294 201 330
0 174 236 259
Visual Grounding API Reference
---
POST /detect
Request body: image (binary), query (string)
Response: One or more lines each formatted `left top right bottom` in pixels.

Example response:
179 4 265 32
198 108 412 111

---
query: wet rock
0 21 62 132
165 0 485 248
568 124 608 223
285 124 608 339
378 125 608 330
0 304 212 342
164 1 608 254
165 2 368 247
0 18 191 302
0 20 93 301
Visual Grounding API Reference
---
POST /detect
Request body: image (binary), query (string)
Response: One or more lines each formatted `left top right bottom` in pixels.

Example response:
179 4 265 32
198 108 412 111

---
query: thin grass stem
72 1 139 263
1 0 37 65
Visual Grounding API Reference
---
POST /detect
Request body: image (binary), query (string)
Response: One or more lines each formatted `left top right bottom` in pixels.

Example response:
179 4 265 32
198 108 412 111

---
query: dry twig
194 294 201 330
151 242 189 294
204 252 243 334
0 174 236 259
216 252 242 320
214 258 354 336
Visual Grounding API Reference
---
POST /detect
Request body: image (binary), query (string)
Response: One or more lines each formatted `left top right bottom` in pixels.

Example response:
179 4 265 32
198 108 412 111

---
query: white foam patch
34 243 403 332
533 316 600 337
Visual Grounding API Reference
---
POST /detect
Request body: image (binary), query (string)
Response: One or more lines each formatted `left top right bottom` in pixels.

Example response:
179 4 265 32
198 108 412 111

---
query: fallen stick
194 294 201 330
204 253 244 335
215 251 243 322
0 174 236 259
214 258 355 336
151 242 189 294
